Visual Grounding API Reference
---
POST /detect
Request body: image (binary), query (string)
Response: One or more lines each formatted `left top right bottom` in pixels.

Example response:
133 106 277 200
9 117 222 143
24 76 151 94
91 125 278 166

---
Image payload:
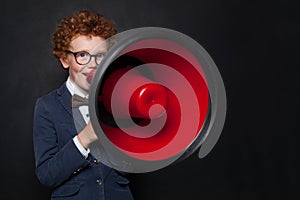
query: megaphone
86 27 226 173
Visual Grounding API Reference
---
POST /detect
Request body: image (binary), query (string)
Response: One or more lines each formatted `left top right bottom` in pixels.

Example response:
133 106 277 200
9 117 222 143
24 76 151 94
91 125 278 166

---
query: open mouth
86 69 96 84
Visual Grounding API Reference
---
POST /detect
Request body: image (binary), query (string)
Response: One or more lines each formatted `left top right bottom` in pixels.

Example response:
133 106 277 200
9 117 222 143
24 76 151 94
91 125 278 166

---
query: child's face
60 35 107 95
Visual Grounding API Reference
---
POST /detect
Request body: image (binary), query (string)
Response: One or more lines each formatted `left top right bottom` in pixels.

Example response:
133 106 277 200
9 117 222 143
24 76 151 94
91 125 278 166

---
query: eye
76 51 89 58
96 53 105 59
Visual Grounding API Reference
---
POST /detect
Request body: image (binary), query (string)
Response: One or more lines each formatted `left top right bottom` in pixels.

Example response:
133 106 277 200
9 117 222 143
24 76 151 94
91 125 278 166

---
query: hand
77 121 98 149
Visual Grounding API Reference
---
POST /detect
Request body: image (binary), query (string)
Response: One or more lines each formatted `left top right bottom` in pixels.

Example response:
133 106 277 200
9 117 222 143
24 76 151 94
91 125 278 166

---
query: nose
86 57 98 69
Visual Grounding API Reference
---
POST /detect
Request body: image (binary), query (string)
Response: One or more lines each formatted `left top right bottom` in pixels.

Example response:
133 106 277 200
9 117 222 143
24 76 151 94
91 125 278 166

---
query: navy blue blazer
33 83 133 200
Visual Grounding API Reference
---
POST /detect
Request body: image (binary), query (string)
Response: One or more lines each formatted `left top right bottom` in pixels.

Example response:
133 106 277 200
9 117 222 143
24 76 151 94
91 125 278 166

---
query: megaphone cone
86 27 226 173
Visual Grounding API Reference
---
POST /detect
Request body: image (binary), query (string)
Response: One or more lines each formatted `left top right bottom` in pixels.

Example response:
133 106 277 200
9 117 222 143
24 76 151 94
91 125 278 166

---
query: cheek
71 66 82 73
69 62 83 73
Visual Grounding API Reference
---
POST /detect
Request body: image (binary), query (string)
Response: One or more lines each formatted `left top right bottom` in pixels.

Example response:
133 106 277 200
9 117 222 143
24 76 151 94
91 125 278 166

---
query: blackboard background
1 0 299 199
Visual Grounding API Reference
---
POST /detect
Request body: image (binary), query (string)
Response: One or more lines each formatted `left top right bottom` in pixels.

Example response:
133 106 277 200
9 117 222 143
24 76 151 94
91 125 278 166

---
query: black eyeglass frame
66 50 106 65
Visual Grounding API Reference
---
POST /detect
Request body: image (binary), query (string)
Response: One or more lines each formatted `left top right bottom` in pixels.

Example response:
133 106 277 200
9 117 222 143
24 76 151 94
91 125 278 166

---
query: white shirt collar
66 77 88 98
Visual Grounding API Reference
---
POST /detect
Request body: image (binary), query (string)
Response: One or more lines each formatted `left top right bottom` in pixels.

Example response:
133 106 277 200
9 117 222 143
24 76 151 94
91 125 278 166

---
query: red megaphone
87 27 226 173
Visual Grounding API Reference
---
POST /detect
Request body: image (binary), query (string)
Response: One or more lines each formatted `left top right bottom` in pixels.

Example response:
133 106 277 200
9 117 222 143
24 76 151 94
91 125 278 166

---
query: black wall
1 0 299 199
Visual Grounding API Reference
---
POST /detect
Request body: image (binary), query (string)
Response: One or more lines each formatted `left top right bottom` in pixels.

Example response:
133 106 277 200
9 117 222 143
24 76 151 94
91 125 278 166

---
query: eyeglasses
66 50 106 65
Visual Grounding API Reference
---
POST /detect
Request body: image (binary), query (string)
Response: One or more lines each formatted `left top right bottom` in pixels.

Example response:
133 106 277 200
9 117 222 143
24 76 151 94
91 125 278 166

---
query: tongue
87 69 96 84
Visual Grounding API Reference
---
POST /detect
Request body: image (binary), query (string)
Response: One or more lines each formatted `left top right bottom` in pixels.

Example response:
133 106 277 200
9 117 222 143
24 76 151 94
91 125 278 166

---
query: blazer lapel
56 83 86 132
57 83 72 117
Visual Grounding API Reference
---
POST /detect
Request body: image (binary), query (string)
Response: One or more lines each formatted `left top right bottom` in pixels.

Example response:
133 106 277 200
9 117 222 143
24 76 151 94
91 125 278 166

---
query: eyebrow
72 49 107 54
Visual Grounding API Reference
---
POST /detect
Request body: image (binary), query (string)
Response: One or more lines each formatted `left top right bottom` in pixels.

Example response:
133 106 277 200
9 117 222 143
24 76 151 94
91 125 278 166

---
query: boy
33 10 133 200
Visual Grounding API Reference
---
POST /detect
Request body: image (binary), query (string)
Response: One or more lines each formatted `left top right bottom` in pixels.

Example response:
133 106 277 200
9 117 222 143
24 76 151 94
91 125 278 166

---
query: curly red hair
52 10 116 59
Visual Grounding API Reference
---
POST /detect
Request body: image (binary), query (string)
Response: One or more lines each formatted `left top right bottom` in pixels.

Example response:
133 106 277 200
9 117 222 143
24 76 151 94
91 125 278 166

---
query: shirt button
96 179 102 186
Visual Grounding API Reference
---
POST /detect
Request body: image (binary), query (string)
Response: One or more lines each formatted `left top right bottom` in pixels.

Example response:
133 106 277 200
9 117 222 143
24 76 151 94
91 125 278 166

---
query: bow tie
71 94 89 108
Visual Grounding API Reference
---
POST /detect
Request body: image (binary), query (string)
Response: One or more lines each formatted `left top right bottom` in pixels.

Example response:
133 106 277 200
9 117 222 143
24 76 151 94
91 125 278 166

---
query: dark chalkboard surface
1 0 299 199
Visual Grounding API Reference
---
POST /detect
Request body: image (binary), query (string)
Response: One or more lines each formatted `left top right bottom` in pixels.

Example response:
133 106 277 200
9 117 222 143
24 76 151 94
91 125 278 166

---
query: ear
60 57 70 69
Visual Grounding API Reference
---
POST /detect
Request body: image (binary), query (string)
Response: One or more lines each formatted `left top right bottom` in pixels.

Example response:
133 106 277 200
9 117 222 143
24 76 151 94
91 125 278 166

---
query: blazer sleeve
33 97 90 188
